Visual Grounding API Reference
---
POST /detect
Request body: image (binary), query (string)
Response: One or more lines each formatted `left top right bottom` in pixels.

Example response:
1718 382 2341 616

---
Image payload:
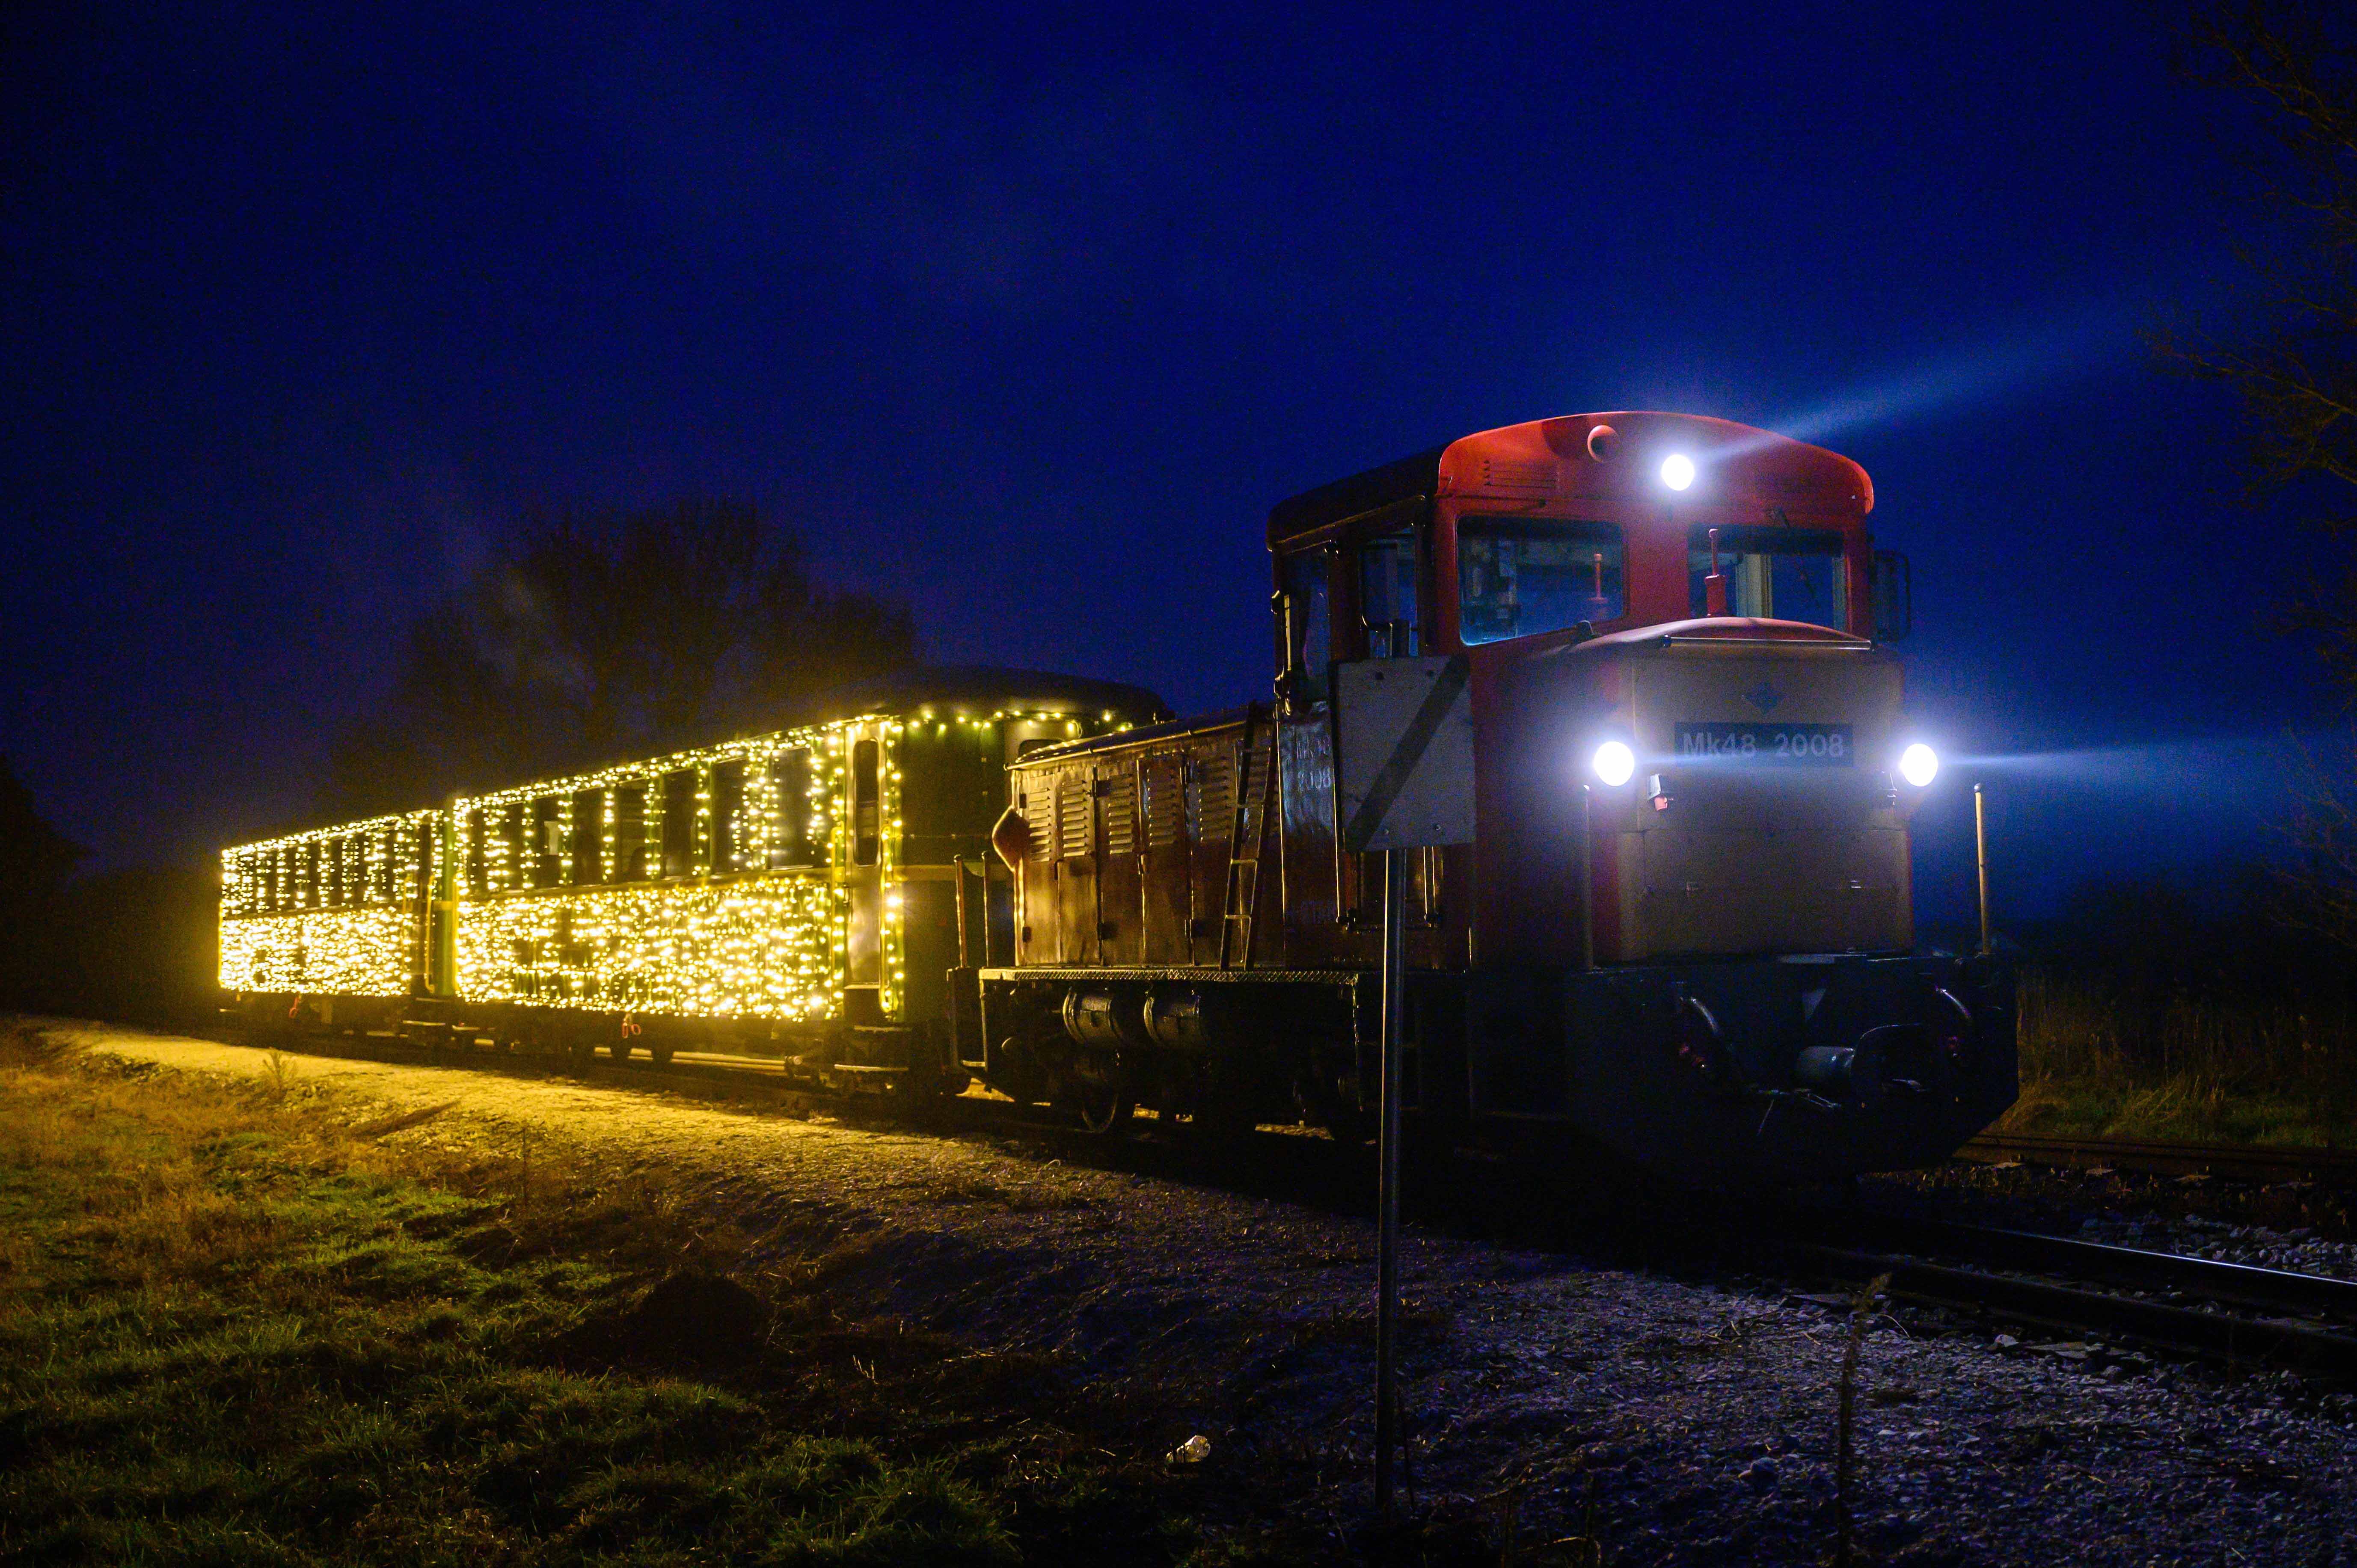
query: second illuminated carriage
221 669 1163 1085
967 412 2016 1181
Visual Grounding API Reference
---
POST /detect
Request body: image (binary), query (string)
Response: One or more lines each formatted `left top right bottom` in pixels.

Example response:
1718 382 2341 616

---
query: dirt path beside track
53 1020 2357 1566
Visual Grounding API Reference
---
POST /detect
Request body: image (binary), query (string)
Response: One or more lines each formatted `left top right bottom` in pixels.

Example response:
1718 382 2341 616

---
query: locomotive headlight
1659 453 1695 491
1591 739 1637 787
1898 742 1940 788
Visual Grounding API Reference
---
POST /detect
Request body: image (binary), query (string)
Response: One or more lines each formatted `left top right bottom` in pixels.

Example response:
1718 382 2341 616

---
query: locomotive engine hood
1478 616 1919 967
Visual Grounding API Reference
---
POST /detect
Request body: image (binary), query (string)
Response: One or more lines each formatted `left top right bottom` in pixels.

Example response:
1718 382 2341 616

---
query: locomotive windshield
1687 525 1848 628
1457 516 1625 645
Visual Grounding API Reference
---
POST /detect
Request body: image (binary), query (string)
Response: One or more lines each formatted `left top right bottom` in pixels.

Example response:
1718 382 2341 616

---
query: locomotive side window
660 770 698 877
851 739 880 867
1458 517 1625 644
711 760 746 873
612 784 648 880
1359 531 1419 657
767 750 818 868
1688 525 1848 629
1282 548 1333 703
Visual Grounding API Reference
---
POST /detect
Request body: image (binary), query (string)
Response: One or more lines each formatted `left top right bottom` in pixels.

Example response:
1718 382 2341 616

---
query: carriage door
844 731 885 1020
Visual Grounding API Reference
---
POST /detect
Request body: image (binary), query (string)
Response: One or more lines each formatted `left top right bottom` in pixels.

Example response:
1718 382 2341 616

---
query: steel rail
1804 1212 2357 1324
1956 1130 2357 1188
1780 1240 2357 1382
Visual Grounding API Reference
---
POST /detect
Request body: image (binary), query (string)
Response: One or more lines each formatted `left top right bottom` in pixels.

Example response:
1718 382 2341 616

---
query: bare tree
2158 5 2357 944
0 756 83 1007
2158 5 2357 653
322 500 915 815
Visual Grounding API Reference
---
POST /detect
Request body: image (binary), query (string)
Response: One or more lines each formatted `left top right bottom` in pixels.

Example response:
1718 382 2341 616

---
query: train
220 411 2016 1183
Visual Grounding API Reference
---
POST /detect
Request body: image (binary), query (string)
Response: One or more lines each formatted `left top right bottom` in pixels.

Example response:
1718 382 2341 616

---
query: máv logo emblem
1742 682 1784 713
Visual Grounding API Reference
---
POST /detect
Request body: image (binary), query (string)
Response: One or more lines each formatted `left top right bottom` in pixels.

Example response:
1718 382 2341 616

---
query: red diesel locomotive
969 411 2015 1182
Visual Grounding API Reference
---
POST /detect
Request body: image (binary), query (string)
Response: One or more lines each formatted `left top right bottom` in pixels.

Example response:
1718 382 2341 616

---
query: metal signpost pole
1974 783 1991 956
1374 844 1407 1518
1330 652 1473 1528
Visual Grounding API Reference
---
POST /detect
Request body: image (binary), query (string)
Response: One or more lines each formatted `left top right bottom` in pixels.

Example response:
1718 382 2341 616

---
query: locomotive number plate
1673 722 1853 765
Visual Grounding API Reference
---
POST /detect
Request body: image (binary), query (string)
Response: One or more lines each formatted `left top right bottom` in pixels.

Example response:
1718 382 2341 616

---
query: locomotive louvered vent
1057 779 1093 860
1197 753 1235 839
1482 458 1556 491
1101 771 1137 857
1142 758 1184 849
1021 788 1054 860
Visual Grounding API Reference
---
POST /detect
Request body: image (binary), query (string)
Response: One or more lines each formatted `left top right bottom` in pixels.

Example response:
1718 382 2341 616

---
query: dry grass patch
0 1021 1239 1566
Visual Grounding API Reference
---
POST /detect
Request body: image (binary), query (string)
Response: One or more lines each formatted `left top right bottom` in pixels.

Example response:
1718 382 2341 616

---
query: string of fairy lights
216 809 439 996
217 706 1122 1025
453 721 859 1020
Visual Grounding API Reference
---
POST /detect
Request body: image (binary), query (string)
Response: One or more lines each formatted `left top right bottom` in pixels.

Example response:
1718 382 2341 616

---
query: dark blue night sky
3 3 2340 921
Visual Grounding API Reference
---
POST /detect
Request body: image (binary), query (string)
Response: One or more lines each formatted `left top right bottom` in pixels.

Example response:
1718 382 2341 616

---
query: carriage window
327 837 347 907
851 739 880 867
570 789 603 884
497 803 524 889
530 797 562 887
466 809 488 894
376 827 398 900
711 761 746 873
1282 548 1333 703
612 785 648 880
1689 525 1849 629
1458 517 1625 645
302 840 321 907
767 750 818 868
1358 531 1419 657
661 769 698 877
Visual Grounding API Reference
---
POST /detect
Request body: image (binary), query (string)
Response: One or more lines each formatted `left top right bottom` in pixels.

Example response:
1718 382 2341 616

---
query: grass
0 1020 1212 1566
1999 967 2357 1147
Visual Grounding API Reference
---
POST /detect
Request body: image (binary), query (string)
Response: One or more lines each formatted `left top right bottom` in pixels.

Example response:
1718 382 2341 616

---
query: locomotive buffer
1333 655 1475 1519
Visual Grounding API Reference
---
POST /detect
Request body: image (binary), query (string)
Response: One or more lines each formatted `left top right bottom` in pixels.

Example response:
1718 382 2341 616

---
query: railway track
1956 1130 2357 1188
188 1024 2357 1383
1777 1211 2357 1381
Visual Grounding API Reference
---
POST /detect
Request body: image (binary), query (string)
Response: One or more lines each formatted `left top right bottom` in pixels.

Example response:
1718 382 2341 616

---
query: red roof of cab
1439 412 1872 516
1266 412 1872 549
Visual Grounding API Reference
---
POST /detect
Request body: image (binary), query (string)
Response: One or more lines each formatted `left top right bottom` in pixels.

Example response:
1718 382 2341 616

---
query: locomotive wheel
1072 1051 1132 1135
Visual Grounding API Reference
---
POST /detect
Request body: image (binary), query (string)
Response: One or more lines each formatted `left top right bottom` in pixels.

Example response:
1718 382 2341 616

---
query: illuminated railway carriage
971 412 2016 1182
219 671 1163 1080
